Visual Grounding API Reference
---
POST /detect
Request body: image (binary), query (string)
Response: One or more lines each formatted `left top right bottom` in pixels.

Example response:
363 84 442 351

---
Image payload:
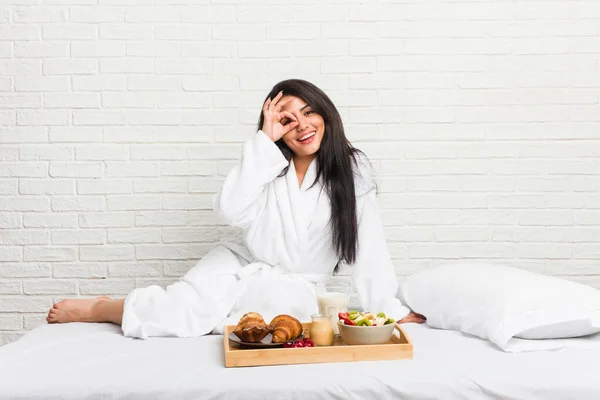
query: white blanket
1 322 598 400
122 131 409 339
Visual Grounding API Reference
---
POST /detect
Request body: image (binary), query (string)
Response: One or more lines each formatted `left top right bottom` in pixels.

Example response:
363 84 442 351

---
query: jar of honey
309 314 335 346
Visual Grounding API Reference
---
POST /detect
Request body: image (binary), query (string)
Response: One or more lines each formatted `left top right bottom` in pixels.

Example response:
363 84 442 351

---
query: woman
47 79 425 338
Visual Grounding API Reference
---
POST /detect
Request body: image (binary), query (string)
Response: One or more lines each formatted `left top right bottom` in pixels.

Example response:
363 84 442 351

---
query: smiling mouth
297 131 316 142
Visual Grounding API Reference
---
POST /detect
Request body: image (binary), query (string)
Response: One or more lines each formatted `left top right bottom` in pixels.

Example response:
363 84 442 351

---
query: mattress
0 322 598 400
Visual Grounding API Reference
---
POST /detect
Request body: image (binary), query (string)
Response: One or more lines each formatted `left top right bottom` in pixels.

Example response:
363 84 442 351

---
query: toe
53 300 67 309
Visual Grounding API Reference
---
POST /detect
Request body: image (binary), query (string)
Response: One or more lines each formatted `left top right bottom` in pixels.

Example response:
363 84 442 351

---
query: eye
305 110 314 116
282 118 291 126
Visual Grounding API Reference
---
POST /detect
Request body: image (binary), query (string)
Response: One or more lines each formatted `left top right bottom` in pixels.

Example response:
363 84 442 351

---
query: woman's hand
261 91 299 142
398 312 426 324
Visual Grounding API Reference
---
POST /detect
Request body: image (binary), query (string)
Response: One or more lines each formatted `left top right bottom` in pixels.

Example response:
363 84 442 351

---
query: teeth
299 132 315 141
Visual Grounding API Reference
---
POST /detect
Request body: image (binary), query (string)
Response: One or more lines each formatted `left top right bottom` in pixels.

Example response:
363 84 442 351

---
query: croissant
270 315 303 343
232 312 271 343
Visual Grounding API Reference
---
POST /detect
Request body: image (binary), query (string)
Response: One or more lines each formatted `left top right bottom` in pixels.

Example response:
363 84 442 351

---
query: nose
296 115 309 132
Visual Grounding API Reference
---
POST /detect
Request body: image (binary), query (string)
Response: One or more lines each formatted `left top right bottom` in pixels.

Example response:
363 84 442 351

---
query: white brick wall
1 1 600 345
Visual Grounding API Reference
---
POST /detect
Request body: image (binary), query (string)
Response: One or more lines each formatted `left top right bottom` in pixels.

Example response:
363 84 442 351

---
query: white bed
0 322 598 400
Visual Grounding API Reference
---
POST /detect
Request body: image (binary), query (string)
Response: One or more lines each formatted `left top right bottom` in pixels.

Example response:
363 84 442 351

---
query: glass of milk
316 281 350 335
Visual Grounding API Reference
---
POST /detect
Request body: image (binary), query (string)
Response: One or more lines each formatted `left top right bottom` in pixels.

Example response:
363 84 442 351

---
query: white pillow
399 263 600 352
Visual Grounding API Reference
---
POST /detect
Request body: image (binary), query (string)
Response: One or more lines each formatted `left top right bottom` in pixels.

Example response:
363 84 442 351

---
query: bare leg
47 296 125 325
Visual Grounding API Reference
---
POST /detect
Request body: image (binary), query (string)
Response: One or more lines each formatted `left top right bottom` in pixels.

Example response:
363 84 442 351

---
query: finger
263 97 272 113
268 91 284 110
273 96 294 113
283 120 299 135
278 111 298 133
279 111 296 122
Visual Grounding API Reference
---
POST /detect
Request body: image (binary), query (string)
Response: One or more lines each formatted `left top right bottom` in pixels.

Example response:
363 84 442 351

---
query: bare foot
46 296 111 324
398 312 427 324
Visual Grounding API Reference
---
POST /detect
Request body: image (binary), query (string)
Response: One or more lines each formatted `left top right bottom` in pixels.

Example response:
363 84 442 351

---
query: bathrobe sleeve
213 130 289 228
349 156 411 321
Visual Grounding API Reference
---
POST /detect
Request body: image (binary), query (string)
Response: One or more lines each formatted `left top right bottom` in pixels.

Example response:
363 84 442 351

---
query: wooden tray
223 322 413 368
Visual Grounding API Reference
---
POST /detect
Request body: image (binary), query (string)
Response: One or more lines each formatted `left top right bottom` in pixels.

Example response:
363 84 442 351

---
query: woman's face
279 95 325 159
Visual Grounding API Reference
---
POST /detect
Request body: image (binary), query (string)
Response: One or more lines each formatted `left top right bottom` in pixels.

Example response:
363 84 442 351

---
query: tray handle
392 322 404 342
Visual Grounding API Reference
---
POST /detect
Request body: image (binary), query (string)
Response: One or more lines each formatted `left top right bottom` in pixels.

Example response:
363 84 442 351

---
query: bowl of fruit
337 311 396 345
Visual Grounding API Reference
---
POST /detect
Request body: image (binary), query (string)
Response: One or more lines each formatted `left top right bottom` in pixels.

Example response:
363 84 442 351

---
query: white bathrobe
122 131 410 339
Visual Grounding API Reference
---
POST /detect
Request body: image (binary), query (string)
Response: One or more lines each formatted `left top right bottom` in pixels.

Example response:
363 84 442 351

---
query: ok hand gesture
261 91 299 142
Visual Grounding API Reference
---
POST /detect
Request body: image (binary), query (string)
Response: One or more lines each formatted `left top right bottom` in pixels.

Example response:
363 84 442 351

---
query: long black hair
257 79 363 270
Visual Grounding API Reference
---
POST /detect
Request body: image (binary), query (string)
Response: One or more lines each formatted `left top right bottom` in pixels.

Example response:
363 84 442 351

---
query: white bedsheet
0 322 598 400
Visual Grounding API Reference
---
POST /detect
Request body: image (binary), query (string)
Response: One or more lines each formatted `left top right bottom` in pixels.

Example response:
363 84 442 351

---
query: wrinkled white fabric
122 131 409 339
3 322 600 400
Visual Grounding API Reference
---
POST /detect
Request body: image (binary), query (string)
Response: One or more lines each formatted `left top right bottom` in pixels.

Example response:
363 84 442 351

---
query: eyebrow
299 104 310 111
